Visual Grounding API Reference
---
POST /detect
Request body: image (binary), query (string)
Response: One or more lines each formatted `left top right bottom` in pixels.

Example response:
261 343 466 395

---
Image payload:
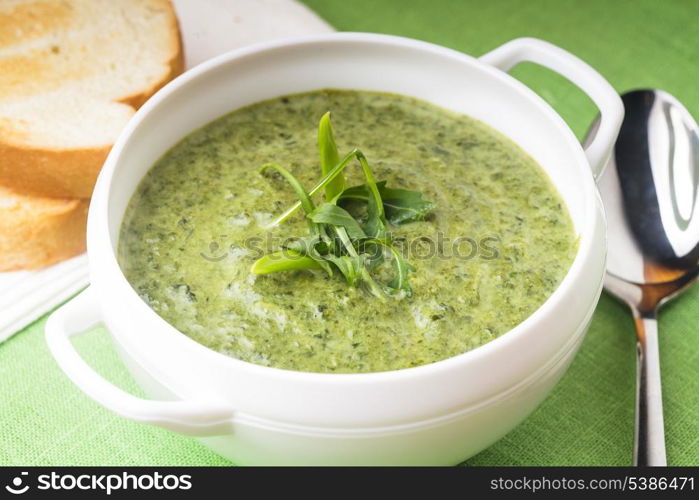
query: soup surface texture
119 90 577 373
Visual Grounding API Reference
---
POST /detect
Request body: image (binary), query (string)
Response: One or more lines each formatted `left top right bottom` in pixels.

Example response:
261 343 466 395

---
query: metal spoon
590 89 699 466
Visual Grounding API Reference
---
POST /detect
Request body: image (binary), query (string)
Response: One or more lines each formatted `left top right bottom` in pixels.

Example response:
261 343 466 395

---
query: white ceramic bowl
46 33 623 465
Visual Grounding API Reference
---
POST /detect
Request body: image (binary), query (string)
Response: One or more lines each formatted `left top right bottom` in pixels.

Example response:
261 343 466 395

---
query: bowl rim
89 32 604 384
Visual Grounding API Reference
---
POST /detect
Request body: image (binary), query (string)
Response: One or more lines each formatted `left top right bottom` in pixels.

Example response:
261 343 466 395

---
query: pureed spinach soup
118 89 577 373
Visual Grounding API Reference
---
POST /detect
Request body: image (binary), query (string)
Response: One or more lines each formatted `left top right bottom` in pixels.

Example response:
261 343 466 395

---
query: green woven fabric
1 0 698 466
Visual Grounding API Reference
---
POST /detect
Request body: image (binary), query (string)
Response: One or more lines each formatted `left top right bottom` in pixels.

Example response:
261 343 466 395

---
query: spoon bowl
603 90 699 283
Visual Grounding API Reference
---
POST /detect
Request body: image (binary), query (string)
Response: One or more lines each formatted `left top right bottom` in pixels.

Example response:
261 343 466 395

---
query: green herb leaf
318 112 345 200
308 203 366 241
265 148 359 228
384 243 416 296
285 235 327 255
365 239 416 297
354 151 386 238
253 113 435 299
250 250 323 274
323 255 362 286
283 235 334 276
339 181 434 225
260 163 318 234
379 183 435 225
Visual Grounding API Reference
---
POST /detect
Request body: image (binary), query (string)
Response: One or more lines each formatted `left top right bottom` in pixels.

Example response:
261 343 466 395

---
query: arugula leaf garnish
308 203 366 241
251 250 323 274
250 113 434 299
353 151 386 239
339 181 434 225
264 148 359 229
260 163 318 234
318 112 345 200
366 239 416 297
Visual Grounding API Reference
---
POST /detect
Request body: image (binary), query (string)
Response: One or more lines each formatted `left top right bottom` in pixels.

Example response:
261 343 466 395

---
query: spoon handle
633 312 667 466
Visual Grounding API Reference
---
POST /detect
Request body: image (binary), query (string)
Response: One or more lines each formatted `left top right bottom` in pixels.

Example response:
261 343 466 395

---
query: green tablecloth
1 0 697 466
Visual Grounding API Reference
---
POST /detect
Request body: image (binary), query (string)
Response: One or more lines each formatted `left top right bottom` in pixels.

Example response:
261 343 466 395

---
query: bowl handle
480 37 623 179
45 287 235 436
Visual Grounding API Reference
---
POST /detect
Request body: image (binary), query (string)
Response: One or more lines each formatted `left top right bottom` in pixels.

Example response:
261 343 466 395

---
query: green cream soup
118 90 577 373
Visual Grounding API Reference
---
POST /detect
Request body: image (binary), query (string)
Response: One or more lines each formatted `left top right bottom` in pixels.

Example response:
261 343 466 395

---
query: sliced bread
0 0 183 198
0 186 88 271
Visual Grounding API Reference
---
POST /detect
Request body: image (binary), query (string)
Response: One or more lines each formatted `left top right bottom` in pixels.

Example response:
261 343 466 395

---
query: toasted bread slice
0 0 183 198
0 186 88 271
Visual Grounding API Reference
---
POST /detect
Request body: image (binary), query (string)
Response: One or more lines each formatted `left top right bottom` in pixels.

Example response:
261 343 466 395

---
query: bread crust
0 144 107 198
0 192 89 271
0 0 184 199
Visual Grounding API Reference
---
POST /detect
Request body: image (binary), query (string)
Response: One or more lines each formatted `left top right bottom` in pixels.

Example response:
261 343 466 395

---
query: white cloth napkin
0 0 332 343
